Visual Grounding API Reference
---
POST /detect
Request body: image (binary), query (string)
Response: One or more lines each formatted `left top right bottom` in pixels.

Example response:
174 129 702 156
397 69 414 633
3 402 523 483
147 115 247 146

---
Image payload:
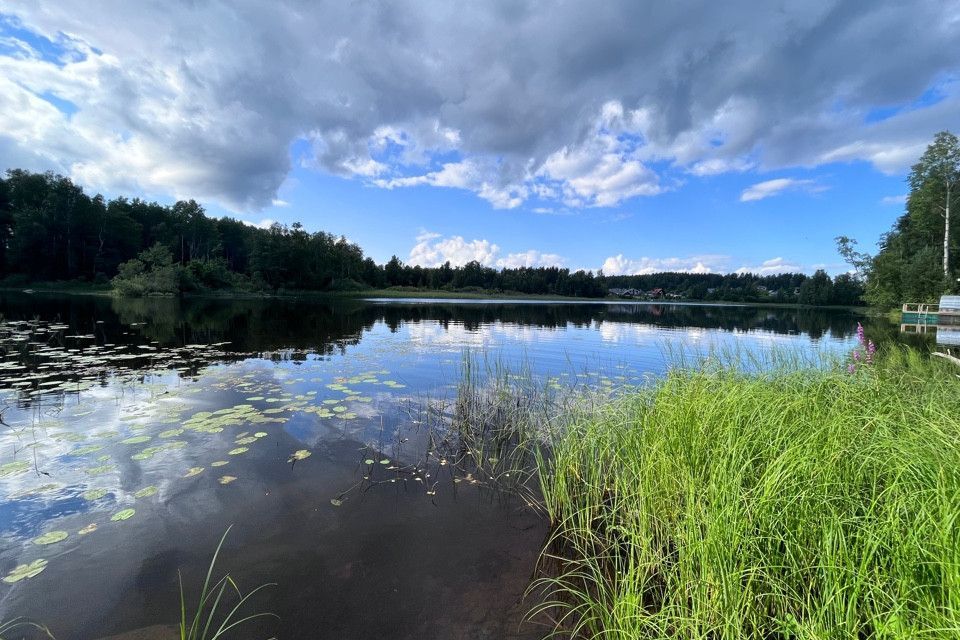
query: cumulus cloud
880 194 908 205
602 253 808 275
601 254 729 276
408 231 565 269
740 178 826 202
734 257 805 275
0 1 958 211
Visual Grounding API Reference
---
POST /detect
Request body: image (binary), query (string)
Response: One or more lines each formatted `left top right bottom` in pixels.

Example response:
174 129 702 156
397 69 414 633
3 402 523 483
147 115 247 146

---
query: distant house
609 287 642 298
650 288 665 299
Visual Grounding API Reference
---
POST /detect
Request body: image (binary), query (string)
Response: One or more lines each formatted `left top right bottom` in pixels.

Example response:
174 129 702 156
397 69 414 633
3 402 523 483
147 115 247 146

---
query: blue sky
1 2 957 275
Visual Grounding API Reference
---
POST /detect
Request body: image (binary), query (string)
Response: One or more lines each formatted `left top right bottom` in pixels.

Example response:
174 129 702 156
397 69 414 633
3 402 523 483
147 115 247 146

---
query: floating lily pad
253 432 268 438
120 435 151 445
184 467 204 478
82 488 109 501
134 486 157 499
379 459 390 465
228 447 248 455
364 459 375 465
211 460 229 467
330 498 343 507
288 449 311 462
234 437 257 445
3 559 48 583
218 475 237 485
111 508 135 521
78 523 98 536
70 444 104 456
0 460 30 478
158 429 183 438
86 464 116 476
32 530 68 546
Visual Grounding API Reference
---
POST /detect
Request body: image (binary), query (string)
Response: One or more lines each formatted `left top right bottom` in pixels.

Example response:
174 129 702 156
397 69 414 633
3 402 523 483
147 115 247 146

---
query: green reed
529 346 960 638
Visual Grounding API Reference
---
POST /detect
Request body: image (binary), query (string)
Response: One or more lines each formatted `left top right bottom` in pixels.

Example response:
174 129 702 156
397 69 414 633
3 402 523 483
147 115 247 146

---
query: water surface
0 294 880 638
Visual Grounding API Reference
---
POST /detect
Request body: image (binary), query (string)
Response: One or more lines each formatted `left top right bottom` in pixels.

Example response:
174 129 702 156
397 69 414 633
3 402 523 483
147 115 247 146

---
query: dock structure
900 296 960 344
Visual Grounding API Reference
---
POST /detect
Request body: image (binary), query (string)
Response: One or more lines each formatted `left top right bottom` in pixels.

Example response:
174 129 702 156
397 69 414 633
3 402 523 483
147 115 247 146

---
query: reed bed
530 347 960 638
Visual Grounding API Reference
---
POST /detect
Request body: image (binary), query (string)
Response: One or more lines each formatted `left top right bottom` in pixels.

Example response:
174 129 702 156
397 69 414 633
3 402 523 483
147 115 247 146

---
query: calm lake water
0 293 892 638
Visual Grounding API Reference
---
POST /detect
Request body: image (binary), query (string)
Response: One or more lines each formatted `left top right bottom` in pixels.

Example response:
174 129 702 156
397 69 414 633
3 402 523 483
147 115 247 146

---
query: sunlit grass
529 346 960 638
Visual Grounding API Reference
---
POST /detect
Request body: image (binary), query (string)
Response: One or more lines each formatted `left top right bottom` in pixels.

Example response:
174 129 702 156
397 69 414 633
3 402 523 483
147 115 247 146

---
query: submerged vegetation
528 346 960 638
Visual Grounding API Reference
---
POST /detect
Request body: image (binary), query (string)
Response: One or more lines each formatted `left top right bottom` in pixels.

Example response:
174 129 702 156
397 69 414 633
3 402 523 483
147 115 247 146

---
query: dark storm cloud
0 0 958 209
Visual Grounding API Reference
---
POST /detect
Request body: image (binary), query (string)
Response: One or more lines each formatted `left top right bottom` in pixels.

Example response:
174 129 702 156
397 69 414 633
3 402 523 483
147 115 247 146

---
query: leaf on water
184 467 204 477
110 508 135 521
234 436 257 445
253 432 268 438
158 429 184 438
120 435 151 445
86 464 116 476
82 488 109 501
330 498 343 507
78 523 97 536
288 449 312 462
3 559 48 583
379 459 390 465
70 444 104 456
218 475 237 485
0 460 30 478
211 460 229 467
32 530 68 545
364 459 375 465
228 447 249 455
134 486 158 499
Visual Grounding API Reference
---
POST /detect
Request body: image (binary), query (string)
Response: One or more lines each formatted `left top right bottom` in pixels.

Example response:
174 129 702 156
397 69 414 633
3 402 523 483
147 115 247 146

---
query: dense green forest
0 168 862 303
841 130 960 308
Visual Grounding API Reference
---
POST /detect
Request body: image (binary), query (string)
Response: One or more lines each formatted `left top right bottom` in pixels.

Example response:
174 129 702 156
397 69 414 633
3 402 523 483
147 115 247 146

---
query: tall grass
530 347 960 638
179 526 277 640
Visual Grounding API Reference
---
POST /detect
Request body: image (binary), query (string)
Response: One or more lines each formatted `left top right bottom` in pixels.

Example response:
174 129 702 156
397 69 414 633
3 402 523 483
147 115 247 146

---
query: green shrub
112 244 181 296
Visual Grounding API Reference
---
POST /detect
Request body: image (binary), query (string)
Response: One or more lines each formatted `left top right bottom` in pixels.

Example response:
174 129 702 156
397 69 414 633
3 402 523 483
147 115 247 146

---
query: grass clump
531 348 960 638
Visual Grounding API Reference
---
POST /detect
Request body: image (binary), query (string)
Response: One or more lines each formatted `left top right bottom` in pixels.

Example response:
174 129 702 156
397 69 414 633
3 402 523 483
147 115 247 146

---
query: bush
112 244 181 296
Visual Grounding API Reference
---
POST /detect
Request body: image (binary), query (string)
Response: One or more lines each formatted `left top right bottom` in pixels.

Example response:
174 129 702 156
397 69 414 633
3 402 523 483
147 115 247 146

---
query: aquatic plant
529 346 960 638
178 526 277 640
0 618 53 639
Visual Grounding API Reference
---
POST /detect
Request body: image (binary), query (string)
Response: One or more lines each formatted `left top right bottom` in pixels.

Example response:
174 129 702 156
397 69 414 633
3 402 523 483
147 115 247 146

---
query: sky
0 1 959 275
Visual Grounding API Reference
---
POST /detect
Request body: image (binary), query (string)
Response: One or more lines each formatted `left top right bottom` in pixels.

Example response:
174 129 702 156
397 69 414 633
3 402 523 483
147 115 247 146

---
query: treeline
841 131 959 307
0 168 862 303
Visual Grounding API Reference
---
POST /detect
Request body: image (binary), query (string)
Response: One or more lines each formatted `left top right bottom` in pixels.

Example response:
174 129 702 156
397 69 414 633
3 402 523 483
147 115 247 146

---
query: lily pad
78 523 98 536
211 460 229 467
253 432 268 438
70 444 104 456
86 464 116 476
330 498 343 507
111 508 136 521
364 459 375 465
183 467 204 478
120 435 151 445
134 486 157 499
82 488 109 501
32 530 68 546
228 447 249 455
288 449 311 462
0 460 30 478
218 475 237 485
3 559 48 583
158 429 183 438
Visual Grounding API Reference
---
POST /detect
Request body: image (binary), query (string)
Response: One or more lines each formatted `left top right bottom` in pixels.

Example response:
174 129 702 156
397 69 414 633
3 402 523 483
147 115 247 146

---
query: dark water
0 293 893 638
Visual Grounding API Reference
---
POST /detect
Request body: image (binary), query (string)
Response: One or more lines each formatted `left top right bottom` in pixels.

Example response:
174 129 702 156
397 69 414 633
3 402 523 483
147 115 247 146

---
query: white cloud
601 254 730 275
880 194 907 205
271 199 290 207
734 257 804 275
408 231 565 269
739 178 826 202
0 2 958 211
240 218 276 230
602 253 808 275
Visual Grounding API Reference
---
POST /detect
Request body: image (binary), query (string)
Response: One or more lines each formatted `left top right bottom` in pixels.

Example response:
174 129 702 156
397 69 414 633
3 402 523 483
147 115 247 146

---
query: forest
0 168 862 304
842 130 960 307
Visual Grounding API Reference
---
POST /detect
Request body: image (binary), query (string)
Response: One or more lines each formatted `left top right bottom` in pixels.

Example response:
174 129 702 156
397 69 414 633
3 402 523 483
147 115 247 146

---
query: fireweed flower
848 364 857 374
857 322 865 345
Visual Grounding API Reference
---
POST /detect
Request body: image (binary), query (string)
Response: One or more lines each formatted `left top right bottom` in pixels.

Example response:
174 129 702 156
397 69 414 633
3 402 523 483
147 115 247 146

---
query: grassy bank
530 348 960 638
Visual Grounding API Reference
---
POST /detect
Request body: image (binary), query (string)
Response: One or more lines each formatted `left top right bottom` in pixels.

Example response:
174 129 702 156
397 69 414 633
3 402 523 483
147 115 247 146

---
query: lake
0 293 891 638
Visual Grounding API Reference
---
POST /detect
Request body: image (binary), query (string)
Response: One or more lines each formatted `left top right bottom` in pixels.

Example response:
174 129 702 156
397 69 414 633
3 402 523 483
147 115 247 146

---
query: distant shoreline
0 282 870 312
